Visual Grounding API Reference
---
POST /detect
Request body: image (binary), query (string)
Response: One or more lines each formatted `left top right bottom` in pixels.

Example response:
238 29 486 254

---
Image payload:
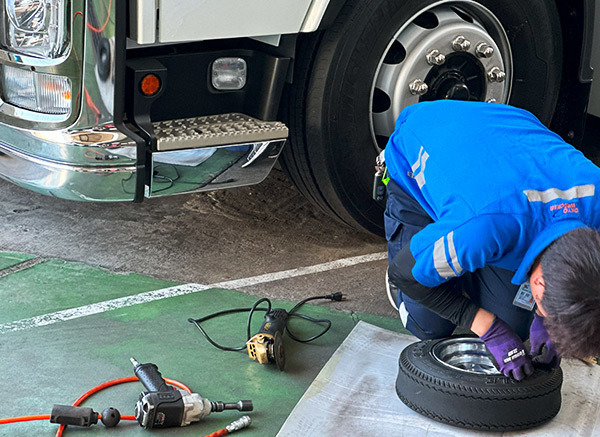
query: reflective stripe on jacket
384 100 600 287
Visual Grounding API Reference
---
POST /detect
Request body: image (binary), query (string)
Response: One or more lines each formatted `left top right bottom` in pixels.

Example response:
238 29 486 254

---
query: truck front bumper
0 122 287 202
0 127 138 202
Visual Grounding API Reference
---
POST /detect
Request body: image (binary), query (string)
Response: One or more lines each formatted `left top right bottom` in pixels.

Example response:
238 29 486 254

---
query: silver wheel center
370 1 512 149
432 337 499 374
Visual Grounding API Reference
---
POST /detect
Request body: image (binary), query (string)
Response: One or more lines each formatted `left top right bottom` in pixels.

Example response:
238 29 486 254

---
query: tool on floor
188 292 345 370
246 308 288 370
0 359 253 437
132 357 253 429
50 405 122 428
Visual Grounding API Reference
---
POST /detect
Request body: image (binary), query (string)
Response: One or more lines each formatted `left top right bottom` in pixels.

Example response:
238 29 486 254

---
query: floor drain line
0 257 48 279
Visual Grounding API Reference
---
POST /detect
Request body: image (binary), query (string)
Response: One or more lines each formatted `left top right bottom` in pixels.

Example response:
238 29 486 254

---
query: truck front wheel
281 0 562 235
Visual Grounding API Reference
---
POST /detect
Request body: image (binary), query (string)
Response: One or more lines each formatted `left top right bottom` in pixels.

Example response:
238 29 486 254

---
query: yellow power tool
246 308 289 370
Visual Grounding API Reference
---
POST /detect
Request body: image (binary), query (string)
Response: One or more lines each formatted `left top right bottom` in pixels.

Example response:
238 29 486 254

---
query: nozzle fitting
226 415 252 433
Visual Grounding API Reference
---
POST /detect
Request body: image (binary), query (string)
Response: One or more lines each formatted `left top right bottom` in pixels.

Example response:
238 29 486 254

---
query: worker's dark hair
540 227 600 359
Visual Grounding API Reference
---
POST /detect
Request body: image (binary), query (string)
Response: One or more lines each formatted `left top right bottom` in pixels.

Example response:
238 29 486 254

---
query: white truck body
130 0 327 44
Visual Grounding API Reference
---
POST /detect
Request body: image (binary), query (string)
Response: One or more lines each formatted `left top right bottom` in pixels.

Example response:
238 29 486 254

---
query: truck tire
282 0 562 235
396 336 563 431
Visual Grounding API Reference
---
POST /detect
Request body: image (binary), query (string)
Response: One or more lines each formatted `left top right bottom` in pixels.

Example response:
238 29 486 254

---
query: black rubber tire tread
397 393 558 432
396 336 563 431
281 0 562 236
280 32 334 219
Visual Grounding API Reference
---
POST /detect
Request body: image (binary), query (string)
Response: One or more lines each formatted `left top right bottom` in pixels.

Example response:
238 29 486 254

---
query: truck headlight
1 64 71 114
4 0 67 59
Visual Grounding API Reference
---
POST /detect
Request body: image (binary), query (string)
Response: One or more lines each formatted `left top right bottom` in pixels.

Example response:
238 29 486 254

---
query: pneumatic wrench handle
130 357 171 393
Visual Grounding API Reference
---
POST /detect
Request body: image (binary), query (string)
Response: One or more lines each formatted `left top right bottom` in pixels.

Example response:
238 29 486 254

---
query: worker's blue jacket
384 100 600 287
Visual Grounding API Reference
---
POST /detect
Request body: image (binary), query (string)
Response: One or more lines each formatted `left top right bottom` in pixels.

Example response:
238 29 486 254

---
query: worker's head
533 227 600 358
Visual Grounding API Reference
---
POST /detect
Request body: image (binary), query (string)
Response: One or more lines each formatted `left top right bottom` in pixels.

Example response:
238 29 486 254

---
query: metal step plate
153 113 289 151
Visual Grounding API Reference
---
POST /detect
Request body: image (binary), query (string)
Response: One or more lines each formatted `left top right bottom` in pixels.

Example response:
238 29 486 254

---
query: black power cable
187 292 345 351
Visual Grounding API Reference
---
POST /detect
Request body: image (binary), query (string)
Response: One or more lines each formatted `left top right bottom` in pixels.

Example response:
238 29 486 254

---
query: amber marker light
140 74 161 96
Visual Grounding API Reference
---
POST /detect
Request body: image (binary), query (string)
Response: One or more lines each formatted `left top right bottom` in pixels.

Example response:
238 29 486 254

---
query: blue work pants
385 178 533 340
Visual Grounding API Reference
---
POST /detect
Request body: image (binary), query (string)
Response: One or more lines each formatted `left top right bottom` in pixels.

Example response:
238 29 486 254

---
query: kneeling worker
383 100 600 380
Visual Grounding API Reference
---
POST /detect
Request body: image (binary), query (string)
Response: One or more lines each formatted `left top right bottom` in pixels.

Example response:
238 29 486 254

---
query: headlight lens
1 64 71 114
4 0 67 59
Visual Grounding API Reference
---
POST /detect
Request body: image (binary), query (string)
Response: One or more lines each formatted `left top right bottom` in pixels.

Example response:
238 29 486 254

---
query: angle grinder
246 308 288 370
189 293 344 371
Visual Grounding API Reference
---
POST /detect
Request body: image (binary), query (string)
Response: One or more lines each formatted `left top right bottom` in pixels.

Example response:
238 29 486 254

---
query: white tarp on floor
277 321 600 436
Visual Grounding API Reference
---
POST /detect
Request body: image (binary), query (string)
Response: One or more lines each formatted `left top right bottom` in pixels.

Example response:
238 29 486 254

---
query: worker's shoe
386 268 399 311
386 268 410 328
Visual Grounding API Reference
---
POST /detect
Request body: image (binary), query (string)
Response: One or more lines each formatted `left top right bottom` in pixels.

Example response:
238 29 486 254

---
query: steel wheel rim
432 337 499 374
370 0 513 151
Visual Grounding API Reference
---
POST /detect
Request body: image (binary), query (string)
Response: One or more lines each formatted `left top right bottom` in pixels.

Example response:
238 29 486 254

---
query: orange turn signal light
140 74 161 96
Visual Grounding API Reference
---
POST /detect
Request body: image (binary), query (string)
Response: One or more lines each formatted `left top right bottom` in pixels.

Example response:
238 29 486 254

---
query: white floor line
212 252 387 289
0 283 211 334
0 252 387 334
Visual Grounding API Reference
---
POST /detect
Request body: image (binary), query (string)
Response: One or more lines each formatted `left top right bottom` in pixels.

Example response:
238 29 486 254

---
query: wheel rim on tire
432 337 499 374
370 0 512 150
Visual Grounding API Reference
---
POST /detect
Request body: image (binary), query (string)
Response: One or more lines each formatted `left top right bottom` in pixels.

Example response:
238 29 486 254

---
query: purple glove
481 317 534 381
529 313 561 368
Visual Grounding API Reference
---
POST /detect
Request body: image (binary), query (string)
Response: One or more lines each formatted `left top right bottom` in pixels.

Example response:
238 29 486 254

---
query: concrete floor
0 168 394 318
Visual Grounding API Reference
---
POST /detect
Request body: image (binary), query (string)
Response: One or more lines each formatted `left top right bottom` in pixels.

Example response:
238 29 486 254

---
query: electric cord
187 292 345 351
0 376 190 436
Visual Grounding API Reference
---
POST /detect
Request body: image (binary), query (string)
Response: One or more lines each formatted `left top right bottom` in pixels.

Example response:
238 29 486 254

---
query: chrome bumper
148 140 286 198
0 140 138 202
0 130 286 201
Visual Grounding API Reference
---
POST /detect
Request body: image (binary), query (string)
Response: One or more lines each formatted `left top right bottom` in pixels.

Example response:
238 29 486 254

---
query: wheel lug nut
476 42 494 58
487 98 497 103
452 35 471 51
487 67 506 83
426 49 446 66
409 79 429 96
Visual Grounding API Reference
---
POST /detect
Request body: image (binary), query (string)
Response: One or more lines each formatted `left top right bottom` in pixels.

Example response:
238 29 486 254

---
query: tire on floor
396 336 563 431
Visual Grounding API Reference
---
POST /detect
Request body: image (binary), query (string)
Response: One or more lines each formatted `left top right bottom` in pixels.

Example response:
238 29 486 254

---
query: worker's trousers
385 178 534 340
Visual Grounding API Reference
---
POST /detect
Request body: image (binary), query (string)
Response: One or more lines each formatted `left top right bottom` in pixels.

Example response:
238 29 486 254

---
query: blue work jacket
384 100 600 287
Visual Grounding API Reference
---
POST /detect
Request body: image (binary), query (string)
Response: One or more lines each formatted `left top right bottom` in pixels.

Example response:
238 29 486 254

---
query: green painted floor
0 252 407 437
0 252 35 271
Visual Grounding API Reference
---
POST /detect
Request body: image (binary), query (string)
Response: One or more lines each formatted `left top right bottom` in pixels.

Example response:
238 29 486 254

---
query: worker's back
384 100 600 286
385 100 600 220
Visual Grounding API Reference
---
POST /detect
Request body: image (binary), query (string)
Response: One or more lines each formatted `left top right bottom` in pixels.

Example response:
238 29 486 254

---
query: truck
0 0 595 235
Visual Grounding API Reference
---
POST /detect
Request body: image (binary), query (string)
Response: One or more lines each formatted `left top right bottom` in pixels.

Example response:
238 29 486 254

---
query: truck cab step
153 113 288 151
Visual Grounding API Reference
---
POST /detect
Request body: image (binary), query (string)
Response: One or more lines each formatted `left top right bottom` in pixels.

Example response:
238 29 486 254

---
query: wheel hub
370 1 512 149
444 83 470 100
423 52 485 101
432 337 499 374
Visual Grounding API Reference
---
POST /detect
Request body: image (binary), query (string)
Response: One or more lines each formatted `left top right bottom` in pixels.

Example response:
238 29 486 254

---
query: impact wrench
131 357 253 429
1 358 253 436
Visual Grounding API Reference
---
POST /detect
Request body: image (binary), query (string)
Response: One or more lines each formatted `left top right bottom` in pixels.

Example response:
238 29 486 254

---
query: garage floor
0 252 407 436
2 117 600 436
